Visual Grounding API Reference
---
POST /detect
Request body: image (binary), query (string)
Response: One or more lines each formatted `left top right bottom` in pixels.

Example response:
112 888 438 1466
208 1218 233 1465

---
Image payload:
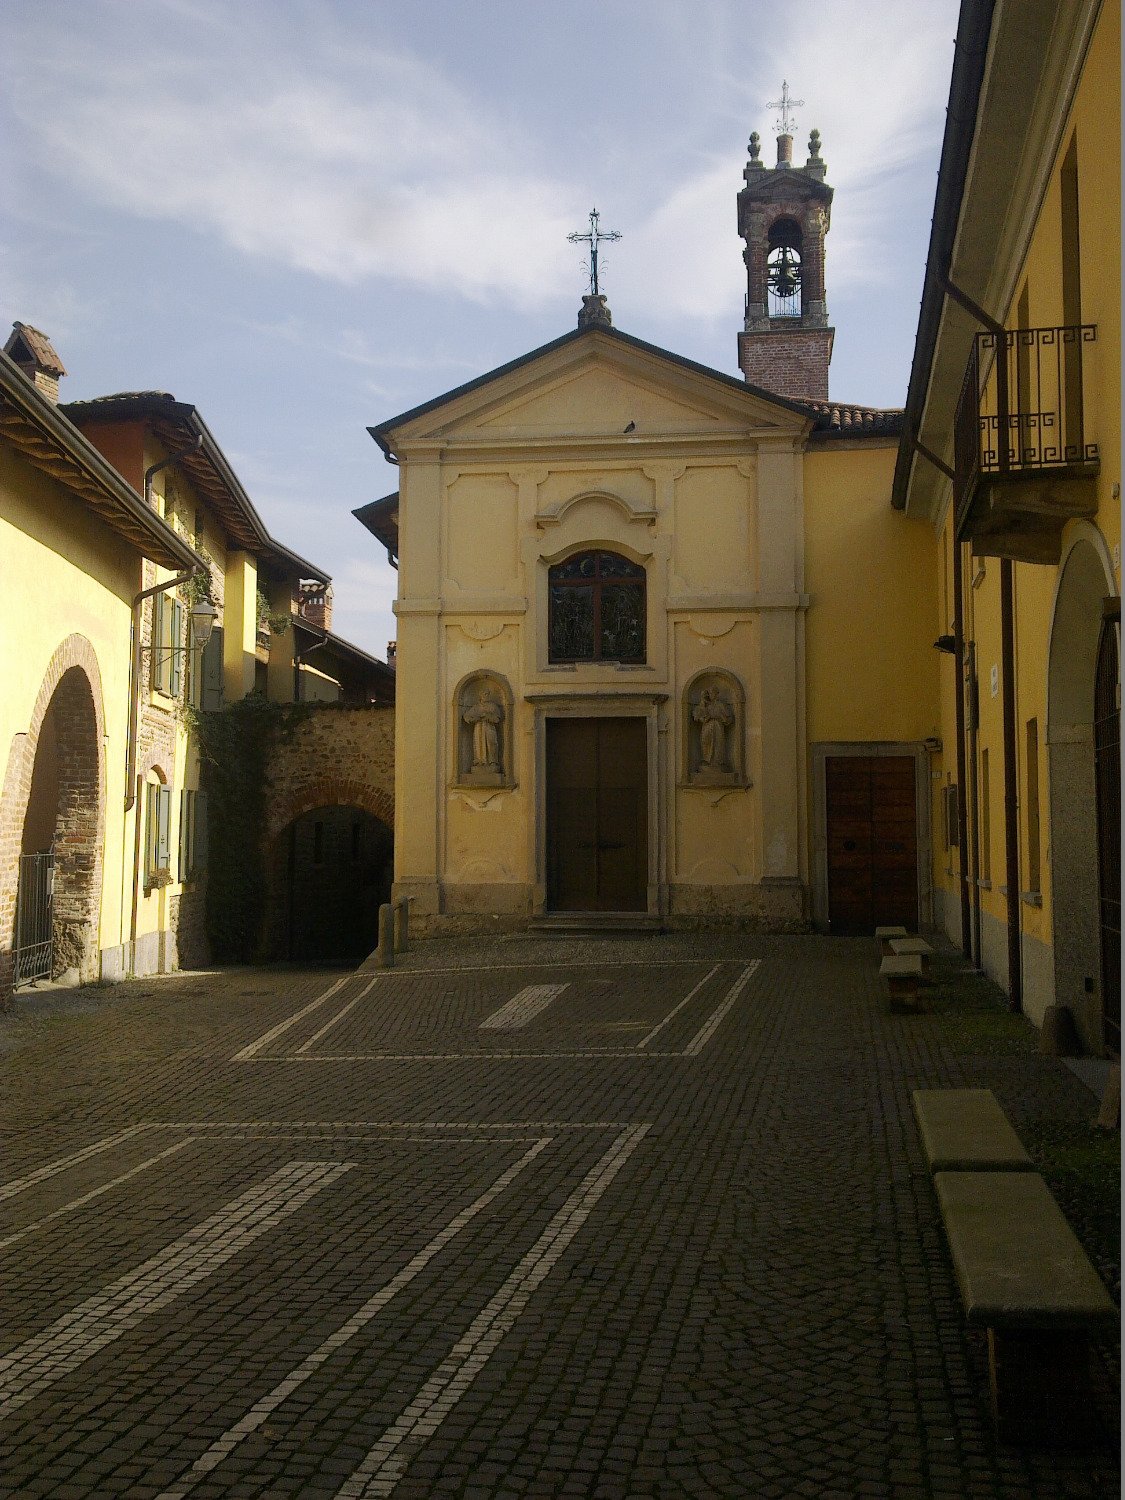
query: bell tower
737 88 834 401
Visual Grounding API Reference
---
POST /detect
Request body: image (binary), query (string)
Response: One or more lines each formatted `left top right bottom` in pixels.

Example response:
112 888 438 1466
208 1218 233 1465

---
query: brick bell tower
737 87 834 402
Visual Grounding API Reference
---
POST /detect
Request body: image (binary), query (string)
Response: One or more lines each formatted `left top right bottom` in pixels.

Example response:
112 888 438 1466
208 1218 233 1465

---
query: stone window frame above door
520 493 671 687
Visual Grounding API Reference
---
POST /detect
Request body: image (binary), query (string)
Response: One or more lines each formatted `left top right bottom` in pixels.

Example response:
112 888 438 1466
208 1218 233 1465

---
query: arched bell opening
767 217 803 318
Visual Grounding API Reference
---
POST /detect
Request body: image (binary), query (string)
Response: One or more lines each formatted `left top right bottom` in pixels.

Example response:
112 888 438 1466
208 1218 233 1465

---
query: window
145 782 173 885
1025 718 1041 895
943 779 960 851
151 593 184 698
548 550 646 664
178 789 208 881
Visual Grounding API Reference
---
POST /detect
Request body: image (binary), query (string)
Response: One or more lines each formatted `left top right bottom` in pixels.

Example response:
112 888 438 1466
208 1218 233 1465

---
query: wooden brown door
546 718 647 912
826 755 918 934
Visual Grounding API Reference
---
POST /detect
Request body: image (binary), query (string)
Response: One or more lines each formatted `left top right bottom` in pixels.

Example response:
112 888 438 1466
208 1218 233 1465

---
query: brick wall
0 635 106 1006
738 327 834 402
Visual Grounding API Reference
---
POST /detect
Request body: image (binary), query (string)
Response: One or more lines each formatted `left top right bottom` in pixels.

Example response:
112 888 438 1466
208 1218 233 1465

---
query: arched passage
268 805 393 964
0 637 105 993
1047 529 1119 1053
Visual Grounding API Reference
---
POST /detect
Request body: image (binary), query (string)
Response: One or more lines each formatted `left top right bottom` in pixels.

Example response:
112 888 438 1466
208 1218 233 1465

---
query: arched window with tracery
548 550 646 663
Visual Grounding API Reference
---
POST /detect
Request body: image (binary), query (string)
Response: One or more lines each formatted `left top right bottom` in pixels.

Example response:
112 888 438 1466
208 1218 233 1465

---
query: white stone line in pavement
336 1123 652 1499
479 983 569 1032
295 976 379 1055
635 963 723 1050
0 1160 353 1420
681 960 760 1056
349 958 716 976
144 1121 634 1130
231 976 352 1061
0 1139 194 1252
248 1052 683 1063
0 1125 151 1204
155 1138 552 1500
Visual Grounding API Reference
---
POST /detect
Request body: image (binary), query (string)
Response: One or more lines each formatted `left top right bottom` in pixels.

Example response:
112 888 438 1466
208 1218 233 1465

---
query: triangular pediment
373 327 809 450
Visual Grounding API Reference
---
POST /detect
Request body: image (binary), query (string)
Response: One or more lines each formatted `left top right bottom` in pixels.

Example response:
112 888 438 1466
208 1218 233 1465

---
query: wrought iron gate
14 852 54 986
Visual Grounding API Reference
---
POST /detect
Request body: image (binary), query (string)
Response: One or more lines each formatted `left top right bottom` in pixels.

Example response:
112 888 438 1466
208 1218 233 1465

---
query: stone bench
875 924 909 957
880 953 923 1010
912 1088 1033 1172
889 936 933 961
934 1170 1118 1444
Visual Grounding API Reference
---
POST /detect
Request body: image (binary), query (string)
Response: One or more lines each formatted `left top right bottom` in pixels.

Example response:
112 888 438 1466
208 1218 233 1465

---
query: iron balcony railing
954 323 1098 531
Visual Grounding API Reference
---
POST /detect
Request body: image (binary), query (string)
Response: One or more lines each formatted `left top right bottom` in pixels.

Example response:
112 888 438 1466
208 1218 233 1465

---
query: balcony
954 324 1099 564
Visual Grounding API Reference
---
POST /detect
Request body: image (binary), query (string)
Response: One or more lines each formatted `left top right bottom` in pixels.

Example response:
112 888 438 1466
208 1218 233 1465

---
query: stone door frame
810 741 933 934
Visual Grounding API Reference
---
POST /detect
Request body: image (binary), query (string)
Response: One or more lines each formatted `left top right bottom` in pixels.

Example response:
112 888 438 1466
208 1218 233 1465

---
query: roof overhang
0 354 201 571
62 392 330 584
353 490 398 565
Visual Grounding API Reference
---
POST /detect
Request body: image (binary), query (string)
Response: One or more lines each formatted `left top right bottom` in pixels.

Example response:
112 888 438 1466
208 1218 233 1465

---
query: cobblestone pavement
0 934 1119 1499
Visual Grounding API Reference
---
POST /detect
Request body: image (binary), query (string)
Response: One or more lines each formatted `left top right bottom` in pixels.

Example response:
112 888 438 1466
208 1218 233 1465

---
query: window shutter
151 594 165 692
170 600 184 698
195 792 209 872
145 783 157 881
157 787 172 871
201 625 224 712
178 790 189 880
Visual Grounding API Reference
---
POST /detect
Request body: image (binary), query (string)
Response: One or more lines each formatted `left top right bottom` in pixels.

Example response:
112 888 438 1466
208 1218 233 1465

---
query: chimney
4 322 67 403
387 641 397 670
297 581 333 631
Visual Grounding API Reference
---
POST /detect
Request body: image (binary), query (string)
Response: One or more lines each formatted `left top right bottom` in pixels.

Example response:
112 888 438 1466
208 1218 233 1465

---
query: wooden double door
546 717 648 912
825 754 918 934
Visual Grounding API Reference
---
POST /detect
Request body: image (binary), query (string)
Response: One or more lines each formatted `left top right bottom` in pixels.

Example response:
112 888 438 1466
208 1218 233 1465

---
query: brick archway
0 635 107 1000
265 778 394 846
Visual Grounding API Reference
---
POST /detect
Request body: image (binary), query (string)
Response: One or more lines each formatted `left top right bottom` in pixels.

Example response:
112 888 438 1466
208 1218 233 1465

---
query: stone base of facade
667 879 808 931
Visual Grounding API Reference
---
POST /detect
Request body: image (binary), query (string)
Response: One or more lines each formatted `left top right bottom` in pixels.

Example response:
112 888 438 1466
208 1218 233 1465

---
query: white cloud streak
5 0 955 323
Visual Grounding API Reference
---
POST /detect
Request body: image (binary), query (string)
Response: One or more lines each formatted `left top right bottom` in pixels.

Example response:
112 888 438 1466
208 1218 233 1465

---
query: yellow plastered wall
804 443 940 743
0 445 138 964
937 0 1120 1028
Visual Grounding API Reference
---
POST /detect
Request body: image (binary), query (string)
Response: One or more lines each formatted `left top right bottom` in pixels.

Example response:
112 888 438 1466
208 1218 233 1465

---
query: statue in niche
684 673 743 786
463 685 503 774
693 687 734 773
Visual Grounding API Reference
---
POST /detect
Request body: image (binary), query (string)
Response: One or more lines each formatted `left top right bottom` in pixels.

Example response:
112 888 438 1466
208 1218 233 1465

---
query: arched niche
682 670 748 787
454 671 515 789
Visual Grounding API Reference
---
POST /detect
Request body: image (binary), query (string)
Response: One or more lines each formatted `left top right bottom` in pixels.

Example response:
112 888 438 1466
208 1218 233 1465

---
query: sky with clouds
2 0 959 655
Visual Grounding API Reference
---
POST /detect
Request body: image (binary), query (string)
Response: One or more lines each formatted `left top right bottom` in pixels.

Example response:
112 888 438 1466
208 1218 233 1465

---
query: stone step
528 912 664 935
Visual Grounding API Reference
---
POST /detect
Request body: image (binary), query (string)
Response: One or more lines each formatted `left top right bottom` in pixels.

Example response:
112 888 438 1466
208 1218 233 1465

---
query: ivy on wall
183 695 313 962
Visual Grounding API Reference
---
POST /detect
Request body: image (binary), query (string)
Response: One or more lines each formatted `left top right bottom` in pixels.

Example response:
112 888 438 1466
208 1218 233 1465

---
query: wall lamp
189 595 216 649
933 634 956 653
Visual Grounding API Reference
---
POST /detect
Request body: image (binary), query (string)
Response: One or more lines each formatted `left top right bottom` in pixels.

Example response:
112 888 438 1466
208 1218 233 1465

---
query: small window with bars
178 789 208 882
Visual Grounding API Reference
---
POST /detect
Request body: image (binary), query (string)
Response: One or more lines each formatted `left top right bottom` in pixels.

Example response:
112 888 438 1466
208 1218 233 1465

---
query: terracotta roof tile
791 398 903 438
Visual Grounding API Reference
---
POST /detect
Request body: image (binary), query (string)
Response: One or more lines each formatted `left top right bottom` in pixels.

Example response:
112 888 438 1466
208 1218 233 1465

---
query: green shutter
170 600 184 698
145 783 157 881
151 594 165 692
178 790 189 880
200 625 224 712
156 787 171 871
195 792 208 872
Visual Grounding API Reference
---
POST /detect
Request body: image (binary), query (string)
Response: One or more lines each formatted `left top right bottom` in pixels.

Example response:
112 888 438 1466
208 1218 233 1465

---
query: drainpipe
1000 559 1022 1012
966 639 983 968
952 541 973 961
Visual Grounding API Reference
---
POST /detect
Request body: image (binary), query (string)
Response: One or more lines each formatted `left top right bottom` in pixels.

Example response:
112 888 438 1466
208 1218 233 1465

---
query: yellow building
359 131 941 934
894 0 1120 1051
1 329 391 1001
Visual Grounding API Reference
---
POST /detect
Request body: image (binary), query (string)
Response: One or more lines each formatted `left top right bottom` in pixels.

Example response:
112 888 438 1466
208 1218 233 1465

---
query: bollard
393 898 409 955
373 901 395 969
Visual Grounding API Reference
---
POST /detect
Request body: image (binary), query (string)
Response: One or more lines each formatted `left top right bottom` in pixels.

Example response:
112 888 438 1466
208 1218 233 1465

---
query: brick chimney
386 641 397 670
4 322 67 403
297 582 333 631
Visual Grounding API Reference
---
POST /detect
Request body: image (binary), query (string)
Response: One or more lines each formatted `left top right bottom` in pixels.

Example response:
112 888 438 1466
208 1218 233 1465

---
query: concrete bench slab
912 1088 1033 1172
889 937 933 958
933 1171 1117 1330
880 954 922 978
874 925 909 939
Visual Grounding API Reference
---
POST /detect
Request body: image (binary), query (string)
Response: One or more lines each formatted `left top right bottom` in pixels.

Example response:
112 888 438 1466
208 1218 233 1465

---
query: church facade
359 125 942 934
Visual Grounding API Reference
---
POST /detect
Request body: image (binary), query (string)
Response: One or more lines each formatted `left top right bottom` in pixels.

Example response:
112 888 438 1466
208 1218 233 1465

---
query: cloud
4 0 956 326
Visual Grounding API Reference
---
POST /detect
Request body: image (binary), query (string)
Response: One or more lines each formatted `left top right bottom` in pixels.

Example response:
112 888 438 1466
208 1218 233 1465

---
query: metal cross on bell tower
767 80 804 135
568 207 622 297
